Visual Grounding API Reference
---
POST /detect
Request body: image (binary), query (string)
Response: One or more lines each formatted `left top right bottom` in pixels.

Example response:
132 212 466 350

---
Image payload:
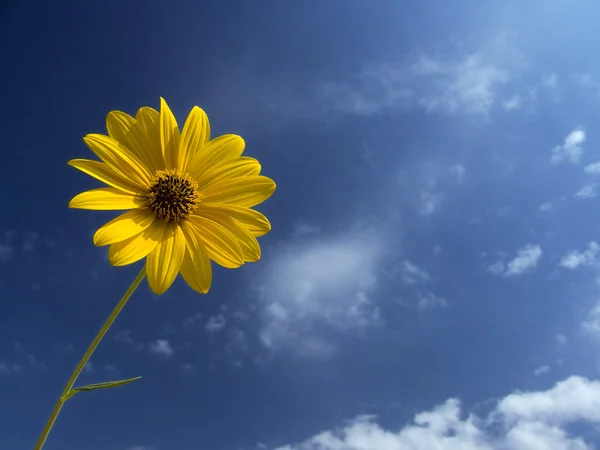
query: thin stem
34 265 147 450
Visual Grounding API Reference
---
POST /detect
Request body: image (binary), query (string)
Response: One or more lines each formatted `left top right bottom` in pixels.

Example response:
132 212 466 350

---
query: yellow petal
107 220 166 266
68 159 144 195
188 215 244 268
93 209 156 246
135 107 165 173
159 97 180 170
187 135 245 180
196 157 261 191
106 110 161 174
69 188 147 210
83 134 152 187
146 223 185 295
201 210 260 262
180 221 212 294
198 203 271 237
200 176 276 207
178 106 210 172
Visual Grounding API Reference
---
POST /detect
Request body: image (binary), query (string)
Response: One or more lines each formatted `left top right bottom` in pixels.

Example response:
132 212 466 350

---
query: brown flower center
147 170 200 222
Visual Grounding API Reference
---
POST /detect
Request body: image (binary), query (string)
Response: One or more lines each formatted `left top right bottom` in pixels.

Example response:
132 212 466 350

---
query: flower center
147 170 200 222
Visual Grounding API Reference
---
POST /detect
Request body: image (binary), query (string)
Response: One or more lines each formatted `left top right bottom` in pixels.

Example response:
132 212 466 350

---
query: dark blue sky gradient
4 0 600 449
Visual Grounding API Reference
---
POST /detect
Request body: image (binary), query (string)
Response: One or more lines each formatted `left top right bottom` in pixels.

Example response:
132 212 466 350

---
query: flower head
69 98 275 294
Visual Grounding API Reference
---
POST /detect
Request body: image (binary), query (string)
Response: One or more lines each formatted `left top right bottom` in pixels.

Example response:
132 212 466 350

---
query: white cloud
0 362 22 375
114 330 134 346
148 339 173 358
582 301 600 337
181 363 198 375
274 376 600 450
417 291 447 310
293 223 321 238
575 183 598 199
542 73 558 89
449 164 467 184
399 260 431 285
490 245 542 277
504 244 542 277
574 73 600 95
487 261 506 275
534 365 550 376
317 33 515 117
496 376 600 424
0 244 13 262
551 128 586 164
256 230 383 356
419 191 443 215
560 242 599 270
83 362 95 374
502 95 521 111
205 315 226 333
414 53 509 115
539 202 552 211
584 161 600 174
556 334 567 346
225 328 249 355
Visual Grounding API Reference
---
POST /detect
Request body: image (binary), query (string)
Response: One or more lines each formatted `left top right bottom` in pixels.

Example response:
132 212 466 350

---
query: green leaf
63 376 142 401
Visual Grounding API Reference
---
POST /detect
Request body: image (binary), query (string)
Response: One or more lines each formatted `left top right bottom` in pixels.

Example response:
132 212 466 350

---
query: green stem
34 265 147 450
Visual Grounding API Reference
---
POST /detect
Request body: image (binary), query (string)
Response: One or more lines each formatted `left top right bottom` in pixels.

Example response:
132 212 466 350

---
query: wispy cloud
225 328 249 356
113 330 145 351
399 260 431 285
413 52 509 115
205 315 226 333
502 95 521 111
317 32 517 117
584 161 600 174
560 242 599 270
533 73 560 102
148 339 174 358
0 362 22 375
256 228 383 357
542 73 558 89
573 72 600 95
181 363 198 375
505 245 542 276
575 183 598 199
416 291 447 310
419 191 444 215
449 164 467 184
0 244 13 262
487 261 506 275
582 300 600 338
551 127 586 164
12 342 46 371
488 244 542 277
83 362 95 374
533 365 550 376
275 376 600 450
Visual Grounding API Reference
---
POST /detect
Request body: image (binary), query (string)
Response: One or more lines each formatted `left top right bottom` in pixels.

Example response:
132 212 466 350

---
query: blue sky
4 0 600 448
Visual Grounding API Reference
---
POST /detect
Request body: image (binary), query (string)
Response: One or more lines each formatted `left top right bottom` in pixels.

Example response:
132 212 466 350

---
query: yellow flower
69 98 275 295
